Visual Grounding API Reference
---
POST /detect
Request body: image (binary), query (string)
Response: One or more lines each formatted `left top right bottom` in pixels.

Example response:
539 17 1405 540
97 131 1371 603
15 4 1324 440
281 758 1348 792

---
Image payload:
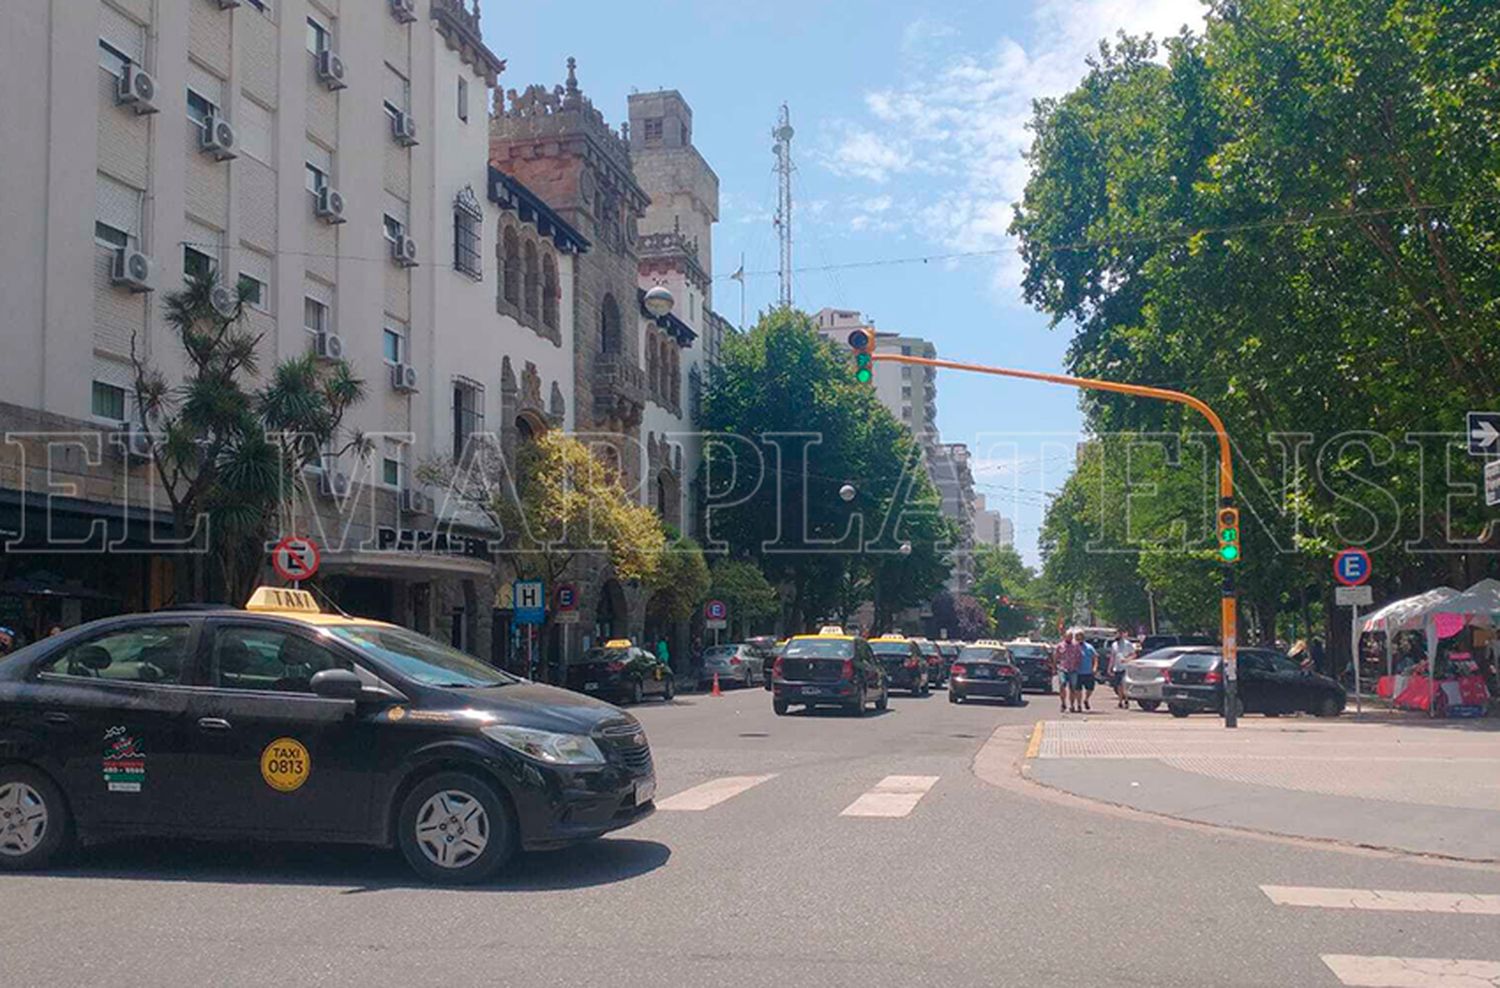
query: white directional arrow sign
1468 412 1500 456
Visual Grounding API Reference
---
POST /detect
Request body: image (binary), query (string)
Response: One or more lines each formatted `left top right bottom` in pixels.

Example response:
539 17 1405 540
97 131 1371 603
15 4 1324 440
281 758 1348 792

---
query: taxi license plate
801 686 822 695
636 779 656 804
584 682 599 691
971 667 991 678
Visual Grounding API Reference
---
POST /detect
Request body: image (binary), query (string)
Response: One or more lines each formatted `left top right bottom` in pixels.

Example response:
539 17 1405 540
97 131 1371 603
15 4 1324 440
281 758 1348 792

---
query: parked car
0 587 656 885
698 643 767 689
771 631 887 716
1004 640 1056 693
868 635 930 696
1162 648 1347 718
566 639 674 704
912 638 948 687
949 643 1023 705
1123 646 1201 710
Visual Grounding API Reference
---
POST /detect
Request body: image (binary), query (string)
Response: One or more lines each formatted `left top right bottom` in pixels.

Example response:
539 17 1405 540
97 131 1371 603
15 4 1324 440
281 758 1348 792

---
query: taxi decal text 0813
260 738 311 793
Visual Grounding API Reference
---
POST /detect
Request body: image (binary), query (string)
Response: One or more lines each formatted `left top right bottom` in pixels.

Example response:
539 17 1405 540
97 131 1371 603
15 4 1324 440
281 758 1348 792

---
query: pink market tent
1360 587 1459 634
1366 580 1500 716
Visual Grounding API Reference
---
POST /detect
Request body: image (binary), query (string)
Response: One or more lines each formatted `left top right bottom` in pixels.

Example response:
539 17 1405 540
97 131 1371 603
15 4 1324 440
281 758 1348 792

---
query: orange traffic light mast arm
870 353 1235 501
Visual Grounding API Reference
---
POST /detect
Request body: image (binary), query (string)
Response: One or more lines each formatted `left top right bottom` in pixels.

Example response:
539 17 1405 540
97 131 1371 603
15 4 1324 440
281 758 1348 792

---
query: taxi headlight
481 725 606 766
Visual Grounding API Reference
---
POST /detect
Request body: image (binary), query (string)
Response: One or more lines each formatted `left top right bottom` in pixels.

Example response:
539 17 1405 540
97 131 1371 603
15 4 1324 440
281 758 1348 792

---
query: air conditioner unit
121 422 152 462
209 284 238 318
399 487 430 515
392 362 419 393
116 65 159 114
389 0 418 24
217 0 242 8
319 470 351 499
111 249 154 293
316 49 347 91
392 236 418 267
200 114 237 160
315 186 347 224
391 110 418 147
314 331 345 361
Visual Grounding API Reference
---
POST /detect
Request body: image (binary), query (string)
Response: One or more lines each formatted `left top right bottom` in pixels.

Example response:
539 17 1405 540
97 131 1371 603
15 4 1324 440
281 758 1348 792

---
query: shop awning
1360 587 1459 634
318 551 492 581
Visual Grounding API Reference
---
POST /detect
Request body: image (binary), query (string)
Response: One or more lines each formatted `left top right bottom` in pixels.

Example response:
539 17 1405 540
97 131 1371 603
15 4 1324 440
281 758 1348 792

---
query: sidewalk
1021 712 1500 861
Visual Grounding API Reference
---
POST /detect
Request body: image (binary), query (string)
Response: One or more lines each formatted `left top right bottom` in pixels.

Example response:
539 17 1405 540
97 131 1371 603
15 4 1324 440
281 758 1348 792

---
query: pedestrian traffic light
847 328 875 383
1218 507 1241 563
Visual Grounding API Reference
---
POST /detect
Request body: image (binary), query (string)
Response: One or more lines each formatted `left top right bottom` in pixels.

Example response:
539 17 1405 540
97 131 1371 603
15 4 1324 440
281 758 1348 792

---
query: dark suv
772 634 888 716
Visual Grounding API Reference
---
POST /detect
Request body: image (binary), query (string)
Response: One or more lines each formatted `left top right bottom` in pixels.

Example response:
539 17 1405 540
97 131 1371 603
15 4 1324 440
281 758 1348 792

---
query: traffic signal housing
1217 507 1241 563
847 328 876 383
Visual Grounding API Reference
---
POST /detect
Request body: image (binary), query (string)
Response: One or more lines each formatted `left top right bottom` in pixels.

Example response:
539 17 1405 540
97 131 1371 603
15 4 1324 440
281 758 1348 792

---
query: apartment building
812 308 938 443
0 0 575 655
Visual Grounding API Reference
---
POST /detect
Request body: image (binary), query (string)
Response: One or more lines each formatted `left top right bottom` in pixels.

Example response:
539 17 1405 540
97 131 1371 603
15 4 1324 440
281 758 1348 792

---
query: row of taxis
0 587 657 885
768 629 1029 714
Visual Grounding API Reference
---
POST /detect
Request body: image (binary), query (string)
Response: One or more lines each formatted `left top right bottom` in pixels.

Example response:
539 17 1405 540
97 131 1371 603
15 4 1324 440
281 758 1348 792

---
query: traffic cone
711 673 722 697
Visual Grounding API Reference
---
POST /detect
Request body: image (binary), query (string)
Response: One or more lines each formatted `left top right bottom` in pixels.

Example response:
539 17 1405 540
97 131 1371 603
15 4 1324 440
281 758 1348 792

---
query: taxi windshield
958 646 1007 661
574 647 633 664
869 640 911 655
327 625 515 688
783 639 853 659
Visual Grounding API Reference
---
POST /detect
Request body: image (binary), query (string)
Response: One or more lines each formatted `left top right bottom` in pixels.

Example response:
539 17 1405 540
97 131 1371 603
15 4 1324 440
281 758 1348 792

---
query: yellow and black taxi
770 627 887 716
949 641 1024 705
564 639 675 705
867 634 931 696
0 587 655 885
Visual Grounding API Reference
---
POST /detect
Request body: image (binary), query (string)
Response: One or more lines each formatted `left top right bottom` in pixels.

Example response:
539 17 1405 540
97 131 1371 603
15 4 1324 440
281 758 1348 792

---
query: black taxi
771 627 888 716
0 588 656 884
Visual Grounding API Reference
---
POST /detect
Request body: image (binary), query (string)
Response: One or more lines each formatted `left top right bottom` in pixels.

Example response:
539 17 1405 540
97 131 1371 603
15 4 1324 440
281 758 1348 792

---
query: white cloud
819 0 1207 299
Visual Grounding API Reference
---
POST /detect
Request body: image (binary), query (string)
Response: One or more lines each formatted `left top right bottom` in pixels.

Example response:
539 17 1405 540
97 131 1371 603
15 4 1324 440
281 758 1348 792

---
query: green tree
645 527 711 627
972 544 1044 638
708 559 782 638
131 272 364 605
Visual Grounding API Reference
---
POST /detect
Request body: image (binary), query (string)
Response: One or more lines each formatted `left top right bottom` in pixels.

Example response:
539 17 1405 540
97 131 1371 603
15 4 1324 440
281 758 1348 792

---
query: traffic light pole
869 352 1241 728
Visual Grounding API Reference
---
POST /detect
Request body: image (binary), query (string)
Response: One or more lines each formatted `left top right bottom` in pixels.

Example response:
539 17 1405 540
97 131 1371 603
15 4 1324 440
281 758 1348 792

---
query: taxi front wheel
397 772 514 885
0 766 70 872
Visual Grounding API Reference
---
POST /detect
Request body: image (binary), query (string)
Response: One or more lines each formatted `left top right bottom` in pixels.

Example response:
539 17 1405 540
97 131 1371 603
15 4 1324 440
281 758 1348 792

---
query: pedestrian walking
1056 634 1082 713
656 634 671 672
1075 632 1097 712
1108 629 1135 708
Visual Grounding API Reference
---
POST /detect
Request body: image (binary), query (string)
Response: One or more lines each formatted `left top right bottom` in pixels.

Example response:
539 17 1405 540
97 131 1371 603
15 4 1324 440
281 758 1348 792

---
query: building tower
772 104 795 308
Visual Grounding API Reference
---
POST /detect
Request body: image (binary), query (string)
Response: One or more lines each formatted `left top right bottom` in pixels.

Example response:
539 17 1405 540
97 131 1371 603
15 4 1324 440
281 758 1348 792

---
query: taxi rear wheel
0 766 70 872
397 772 514 885
875 686 889 712
773 699 789 716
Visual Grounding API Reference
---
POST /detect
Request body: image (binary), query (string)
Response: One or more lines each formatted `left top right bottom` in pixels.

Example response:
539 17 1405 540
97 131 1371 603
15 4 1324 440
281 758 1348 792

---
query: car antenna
305 582 352 619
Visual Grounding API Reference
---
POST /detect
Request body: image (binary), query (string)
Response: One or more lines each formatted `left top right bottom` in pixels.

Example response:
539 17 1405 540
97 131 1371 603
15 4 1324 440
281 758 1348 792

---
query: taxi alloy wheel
398 772 513 885
663 677 676 701
630 680 644 705
875 685 889 712
0 767 69 871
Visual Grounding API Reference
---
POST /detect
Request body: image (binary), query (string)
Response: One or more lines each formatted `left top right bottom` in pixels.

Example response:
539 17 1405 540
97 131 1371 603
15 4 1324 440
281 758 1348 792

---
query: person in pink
1056 636 1083 713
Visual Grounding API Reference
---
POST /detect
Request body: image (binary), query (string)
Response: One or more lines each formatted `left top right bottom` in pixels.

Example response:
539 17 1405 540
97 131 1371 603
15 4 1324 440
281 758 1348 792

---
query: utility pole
772 104 795 308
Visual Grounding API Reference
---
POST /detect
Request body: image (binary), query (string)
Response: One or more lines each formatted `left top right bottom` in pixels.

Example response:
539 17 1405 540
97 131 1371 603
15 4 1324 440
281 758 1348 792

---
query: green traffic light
856 368 873 383
1220 545 1240 562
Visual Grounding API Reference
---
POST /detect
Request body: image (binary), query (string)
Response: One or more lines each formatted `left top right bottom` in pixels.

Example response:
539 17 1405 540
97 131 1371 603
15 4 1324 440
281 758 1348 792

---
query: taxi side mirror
310 668 363 701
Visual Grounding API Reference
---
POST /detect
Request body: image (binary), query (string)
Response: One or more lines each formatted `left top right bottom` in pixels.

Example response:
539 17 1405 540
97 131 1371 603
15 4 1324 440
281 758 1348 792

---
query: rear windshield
958 646 1008 661
783 639 854 659
703 646 738 660
1008 645 1050 659
574 647 632 665
869 641 911 656
328 624 515 688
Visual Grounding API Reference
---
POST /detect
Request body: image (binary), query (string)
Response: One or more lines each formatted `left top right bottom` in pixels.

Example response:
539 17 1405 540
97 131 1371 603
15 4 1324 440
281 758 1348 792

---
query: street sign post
271 536 321 585
1333 550 1373 715
1487 460 1500 508
514 580 545 625
1467 412 1500 457
704 599 728 641
555 584 577 612
1335 585 1373 607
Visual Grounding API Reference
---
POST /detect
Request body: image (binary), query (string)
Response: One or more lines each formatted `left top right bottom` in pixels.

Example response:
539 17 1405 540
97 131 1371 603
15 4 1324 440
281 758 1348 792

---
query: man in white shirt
1108 630 1136 709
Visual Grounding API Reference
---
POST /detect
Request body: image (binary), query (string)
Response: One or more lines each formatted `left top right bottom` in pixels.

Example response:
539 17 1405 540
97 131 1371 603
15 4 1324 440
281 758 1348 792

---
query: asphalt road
4 685 1498 987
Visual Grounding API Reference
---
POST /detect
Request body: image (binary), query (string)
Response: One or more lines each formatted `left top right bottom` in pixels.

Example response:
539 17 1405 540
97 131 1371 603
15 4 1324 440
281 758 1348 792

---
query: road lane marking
840 775 939 818
1025 722 1044 759
1321 954 1500 986
1263 886 1500 915
656 774 776 812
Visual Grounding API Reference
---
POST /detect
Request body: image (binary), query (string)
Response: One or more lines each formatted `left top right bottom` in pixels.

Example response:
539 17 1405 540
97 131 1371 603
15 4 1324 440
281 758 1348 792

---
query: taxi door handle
197 717 232 732
42 711 74 726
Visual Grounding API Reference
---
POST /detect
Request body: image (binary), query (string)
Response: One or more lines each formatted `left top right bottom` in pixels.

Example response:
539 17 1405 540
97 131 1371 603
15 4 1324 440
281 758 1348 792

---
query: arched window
656 475 667 516
600 294 621 354
541 253 558 329
670 348 681 406
646 334 659 395
522 241 539 318
502 227 520 306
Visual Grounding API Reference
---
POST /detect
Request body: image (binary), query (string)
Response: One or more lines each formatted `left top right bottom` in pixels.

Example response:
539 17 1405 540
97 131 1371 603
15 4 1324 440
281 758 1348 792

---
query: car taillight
730 657 742 665
606 661 625 673
841 659 855 679
1204 670 1222 684
904 657 919 669
773 657 784 678
951 664 966 677
1000 665 1017 676
1160 669 1171 683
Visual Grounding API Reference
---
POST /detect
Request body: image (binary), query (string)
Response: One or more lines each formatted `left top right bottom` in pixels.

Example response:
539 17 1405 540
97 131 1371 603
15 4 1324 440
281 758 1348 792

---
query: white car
1124 647 1199 711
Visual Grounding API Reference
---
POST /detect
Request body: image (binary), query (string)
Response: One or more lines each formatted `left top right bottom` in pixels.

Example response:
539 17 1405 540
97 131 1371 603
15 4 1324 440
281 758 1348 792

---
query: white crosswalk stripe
1321 954 1500 987
1263 886 1500 915
840 775 939 818
655 774 776 812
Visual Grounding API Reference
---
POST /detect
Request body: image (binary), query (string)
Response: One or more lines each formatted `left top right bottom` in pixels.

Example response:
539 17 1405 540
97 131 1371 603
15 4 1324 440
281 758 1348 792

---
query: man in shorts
1056 635 1082 713
1108 629 1136 708
1073 631 1097 712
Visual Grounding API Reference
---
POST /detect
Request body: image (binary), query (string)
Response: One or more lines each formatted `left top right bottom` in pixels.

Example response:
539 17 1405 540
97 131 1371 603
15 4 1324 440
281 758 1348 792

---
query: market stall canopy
1425 578 1500 629
1360 587 1459 633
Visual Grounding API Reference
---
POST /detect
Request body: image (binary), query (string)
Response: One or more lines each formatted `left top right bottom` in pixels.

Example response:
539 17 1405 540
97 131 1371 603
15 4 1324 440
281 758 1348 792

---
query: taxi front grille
596 722 654 776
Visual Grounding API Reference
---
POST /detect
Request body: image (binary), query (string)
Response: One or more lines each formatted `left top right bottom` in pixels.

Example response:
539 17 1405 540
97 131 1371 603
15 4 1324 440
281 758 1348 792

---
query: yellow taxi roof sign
245 586 322 614
817 625 846 636
604 638 634 649
875 634 908 641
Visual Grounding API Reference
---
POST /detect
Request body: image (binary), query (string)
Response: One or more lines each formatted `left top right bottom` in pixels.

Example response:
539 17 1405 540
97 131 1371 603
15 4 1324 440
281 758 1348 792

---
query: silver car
699 643 767 688
1124 647 1197 711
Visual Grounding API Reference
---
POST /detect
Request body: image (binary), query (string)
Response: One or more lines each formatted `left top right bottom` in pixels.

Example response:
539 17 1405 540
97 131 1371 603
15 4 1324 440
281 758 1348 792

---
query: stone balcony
592 355 647 428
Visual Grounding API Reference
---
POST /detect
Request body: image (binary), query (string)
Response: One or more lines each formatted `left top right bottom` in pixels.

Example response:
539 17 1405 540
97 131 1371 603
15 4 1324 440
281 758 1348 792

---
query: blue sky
482 0 1207 563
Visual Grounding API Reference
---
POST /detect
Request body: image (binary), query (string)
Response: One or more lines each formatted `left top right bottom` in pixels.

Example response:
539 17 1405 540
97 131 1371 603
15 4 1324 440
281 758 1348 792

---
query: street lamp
898 541 912 556
839 483 856 502
643 285 675 319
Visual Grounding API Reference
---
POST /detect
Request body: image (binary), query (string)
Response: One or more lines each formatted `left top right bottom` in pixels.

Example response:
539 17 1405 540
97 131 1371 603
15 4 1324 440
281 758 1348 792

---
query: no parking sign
271 536 321 583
